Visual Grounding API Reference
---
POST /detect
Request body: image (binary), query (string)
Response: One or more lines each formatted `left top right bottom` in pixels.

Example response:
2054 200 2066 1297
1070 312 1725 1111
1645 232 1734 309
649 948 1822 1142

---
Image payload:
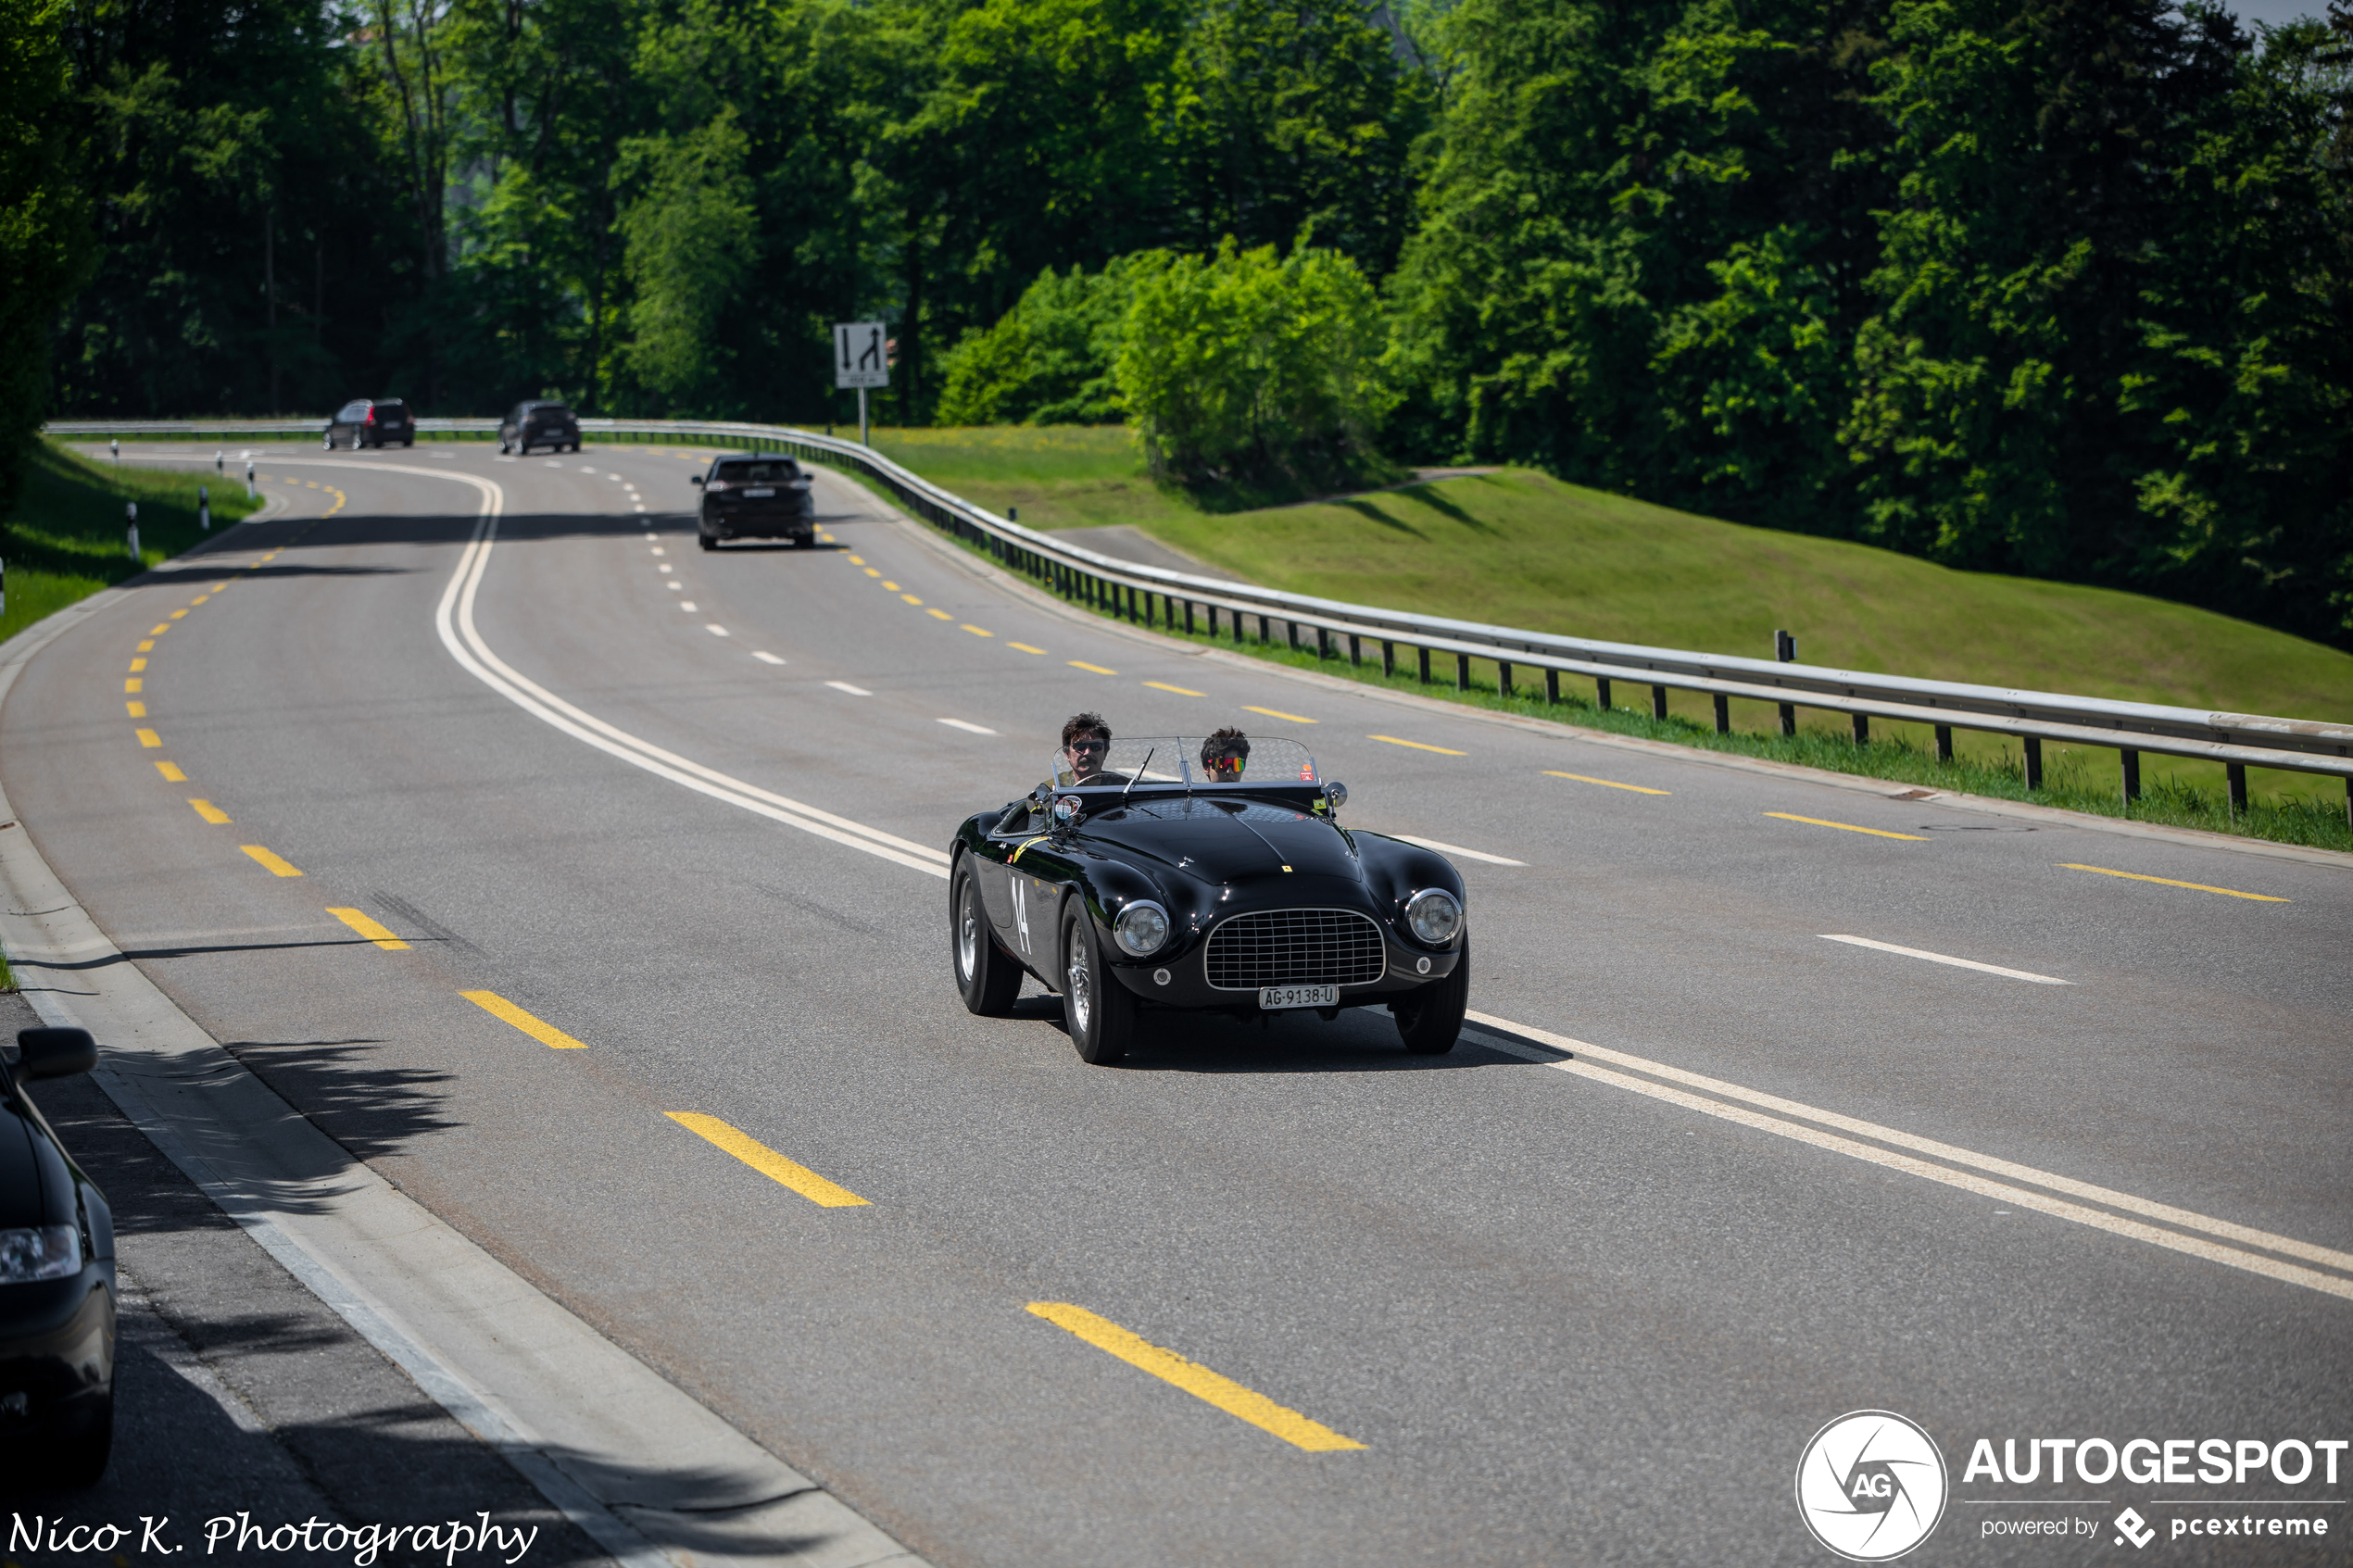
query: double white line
1466 1011 2353 1303
428 477 950 879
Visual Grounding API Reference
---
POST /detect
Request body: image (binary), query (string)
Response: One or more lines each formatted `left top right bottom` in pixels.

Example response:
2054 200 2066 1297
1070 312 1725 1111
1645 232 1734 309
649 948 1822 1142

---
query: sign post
833 320 889 445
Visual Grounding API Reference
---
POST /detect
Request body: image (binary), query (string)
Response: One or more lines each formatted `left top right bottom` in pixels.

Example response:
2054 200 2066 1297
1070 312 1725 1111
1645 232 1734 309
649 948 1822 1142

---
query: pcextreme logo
1797 1411 1951 1562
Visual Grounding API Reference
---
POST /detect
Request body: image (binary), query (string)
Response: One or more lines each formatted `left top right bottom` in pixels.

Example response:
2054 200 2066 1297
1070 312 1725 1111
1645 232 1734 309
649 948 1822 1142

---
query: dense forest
2 0 2349 644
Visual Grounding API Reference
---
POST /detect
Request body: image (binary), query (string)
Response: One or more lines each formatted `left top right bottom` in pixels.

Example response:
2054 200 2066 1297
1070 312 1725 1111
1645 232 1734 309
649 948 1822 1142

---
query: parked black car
323 398 414 449
950 738 1469 1064
0 1027 115 1486
692 454 816 549
500 401 581 456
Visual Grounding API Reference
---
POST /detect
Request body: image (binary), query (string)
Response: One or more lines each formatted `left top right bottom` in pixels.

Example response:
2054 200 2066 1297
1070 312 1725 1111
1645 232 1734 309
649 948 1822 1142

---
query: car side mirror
1052 796 1082 831
690 475 705 486
16 1028 97 1081
1323 781 1348 810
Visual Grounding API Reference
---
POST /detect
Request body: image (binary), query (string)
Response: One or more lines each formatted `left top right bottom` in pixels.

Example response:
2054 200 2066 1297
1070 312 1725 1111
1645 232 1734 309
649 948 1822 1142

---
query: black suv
324 398 414 449
500 401 581 456
693 455 815 549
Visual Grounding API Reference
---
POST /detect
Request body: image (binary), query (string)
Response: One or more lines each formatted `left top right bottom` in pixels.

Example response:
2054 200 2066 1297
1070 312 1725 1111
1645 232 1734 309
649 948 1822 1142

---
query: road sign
834 322 889 389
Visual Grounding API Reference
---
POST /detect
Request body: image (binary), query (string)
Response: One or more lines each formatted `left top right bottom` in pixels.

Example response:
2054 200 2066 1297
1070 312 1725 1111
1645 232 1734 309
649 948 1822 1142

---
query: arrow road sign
834 322 889 389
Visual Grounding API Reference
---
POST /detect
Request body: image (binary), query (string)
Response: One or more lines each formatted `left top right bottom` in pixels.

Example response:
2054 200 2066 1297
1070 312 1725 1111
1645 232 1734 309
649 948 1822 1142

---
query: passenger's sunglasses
1207 755 1247 774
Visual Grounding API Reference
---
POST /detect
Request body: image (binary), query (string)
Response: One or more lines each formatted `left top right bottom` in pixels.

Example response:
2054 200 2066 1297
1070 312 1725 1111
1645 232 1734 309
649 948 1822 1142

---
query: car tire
321 430 333 450
698 533 717 551
1062 907 1131 1065
43 1391 112 1488
952 863 1023 1017
1392 936 1468 1055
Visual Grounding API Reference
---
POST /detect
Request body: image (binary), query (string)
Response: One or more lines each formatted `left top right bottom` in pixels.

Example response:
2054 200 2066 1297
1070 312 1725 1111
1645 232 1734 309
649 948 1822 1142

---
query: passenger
1061 711 1126 785
1199 726 1249 784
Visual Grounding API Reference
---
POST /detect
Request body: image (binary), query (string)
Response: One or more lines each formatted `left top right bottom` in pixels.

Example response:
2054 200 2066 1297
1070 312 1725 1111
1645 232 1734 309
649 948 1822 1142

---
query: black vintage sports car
691 454 815 549
0 1027 115 1486
950 738 1468 1063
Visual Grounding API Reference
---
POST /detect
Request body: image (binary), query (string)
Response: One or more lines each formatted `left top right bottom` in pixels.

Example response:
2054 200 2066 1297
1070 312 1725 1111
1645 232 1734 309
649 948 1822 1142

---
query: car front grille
1204 908 1385 990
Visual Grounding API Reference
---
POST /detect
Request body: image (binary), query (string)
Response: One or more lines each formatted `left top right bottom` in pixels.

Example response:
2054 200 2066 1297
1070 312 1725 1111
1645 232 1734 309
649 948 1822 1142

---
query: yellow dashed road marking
461 990 587 1050
1143 682 1204 696
327 908 409 950
240 845 305 877
1026 1303 1366 1453
2057 863 2287 903
155 761 186 782
1009 643 1048 655
1764 812 1929 842
962 624 993 636
1070 661 1117 675
1544 771 1669 795
665 1112 871 1208
1368 734 1463 755
188 799 232 824
1245 706 1317 724
136 729 162 748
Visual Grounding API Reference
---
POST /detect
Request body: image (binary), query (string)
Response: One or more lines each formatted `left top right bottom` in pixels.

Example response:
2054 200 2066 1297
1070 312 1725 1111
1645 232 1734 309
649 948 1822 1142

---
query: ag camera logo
1796 1411 1950 1561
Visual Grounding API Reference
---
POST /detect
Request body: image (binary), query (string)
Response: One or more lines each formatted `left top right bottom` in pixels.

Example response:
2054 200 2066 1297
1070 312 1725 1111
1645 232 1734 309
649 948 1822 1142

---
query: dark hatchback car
323 398 414 449
692 454 815 549
0 1028 115 1486
500 401 581 456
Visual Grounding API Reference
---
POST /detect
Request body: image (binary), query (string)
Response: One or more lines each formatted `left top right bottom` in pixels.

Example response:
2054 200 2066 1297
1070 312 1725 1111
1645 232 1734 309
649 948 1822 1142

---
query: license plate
744 487 774 498
1259 984 1339 1010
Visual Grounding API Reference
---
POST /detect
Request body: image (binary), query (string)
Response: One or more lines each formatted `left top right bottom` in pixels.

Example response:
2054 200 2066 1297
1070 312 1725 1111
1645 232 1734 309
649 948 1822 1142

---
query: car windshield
1049 735 1316 791
714 458 801 483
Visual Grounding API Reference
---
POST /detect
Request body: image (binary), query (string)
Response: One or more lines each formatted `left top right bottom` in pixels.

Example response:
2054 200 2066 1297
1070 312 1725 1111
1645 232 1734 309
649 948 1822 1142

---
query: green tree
1115 240 1392 489
935 253 1171 424
0 0 94 502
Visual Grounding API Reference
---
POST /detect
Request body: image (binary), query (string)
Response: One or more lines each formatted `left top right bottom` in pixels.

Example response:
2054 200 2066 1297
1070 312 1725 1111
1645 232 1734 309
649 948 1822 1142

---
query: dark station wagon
499 401 581 456
323 398 414 449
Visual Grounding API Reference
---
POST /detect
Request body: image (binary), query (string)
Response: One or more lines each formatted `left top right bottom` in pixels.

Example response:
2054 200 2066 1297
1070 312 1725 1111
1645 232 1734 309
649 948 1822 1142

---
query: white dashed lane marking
826 681 872 696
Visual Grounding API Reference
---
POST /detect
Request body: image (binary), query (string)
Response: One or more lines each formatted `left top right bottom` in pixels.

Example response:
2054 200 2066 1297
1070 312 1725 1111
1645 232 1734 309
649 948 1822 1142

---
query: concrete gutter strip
0 565 927 1568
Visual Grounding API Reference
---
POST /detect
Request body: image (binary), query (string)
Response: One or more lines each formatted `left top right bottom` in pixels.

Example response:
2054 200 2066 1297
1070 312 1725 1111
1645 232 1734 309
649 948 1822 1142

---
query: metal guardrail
48 416 2353 816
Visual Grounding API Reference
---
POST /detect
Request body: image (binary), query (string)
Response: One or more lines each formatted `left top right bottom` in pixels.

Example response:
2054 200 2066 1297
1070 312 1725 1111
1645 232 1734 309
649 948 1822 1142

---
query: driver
1200 726 1249 783
1061 711 1126 785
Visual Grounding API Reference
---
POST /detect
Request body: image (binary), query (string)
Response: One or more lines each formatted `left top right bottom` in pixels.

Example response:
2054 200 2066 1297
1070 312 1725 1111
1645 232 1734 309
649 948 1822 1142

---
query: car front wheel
952 863 1023 1016
321 430 333 450
1393 936 1468 1055
698 533 717 551
1062 908 1131 1065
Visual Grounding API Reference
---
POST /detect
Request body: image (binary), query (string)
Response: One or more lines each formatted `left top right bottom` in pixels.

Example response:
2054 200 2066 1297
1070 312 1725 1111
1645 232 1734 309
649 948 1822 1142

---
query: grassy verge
4 443 263 646
830 429 2352 851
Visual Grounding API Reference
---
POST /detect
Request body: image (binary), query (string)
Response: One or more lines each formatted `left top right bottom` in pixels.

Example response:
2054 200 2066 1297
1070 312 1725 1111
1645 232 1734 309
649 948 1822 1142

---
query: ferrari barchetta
949 737 1468 1063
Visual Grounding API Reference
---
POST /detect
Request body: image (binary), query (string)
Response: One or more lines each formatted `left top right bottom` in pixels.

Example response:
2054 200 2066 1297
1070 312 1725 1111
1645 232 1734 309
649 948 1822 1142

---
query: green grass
4 443 263 646
847 425 2352 849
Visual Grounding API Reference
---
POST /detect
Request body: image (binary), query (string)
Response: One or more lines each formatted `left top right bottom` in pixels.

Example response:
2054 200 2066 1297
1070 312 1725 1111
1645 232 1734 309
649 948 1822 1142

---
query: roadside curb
854 481 2350 874
0 503 929 1568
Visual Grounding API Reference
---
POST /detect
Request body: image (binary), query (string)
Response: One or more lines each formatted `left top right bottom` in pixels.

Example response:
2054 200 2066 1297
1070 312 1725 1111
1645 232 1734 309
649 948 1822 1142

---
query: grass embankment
864 426 2353 851
3 443 261 646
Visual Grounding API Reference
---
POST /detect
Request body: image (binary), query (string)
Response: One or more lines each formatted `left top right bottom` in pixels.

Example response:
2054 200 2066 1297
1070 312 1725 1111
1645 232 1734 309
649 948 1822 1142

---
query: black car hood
1079 797 1362 887
0 1106 49 1230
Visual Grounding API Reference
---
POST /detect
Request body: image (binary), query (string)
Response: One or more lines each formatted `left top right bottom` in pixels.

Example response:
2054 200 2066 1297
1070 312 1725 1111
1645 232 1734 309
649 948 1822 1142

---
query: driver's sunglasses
1069 738 1108 755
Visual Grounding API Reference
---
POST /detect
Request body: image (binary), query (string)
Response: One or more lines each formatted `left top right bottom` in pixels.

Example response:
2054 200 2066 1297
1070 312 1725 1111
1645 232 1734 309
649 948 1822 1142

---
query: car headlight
1114 901 1170 957
0 1225 81 1284
1404 888 1462 946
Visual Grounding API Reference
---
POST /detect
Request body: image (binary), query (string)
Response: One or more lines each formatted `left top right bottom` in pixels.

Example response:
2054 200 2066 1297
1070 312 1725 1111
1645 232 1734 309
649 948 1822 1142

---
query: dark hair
1062 712 1111 748
1202 725 1250 760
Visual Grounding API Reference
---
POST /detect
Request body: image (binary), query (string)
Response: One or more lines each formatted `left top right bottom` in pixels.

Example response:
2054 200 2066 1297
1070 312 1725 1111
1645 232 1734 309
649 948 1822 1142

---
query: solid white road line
752 651 786 665
937 719 997 735
1394 834 1527 867
1463 1011 2353 1299
1820 934 2070 985
826 681 873 696
422 477 950 878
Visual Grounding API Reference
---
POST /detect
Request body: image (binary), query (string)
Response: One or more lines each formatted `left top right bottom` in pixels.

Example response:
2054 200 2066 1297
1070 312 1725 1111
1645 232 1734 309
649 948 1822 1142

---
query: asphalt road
5 442 2347 1566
